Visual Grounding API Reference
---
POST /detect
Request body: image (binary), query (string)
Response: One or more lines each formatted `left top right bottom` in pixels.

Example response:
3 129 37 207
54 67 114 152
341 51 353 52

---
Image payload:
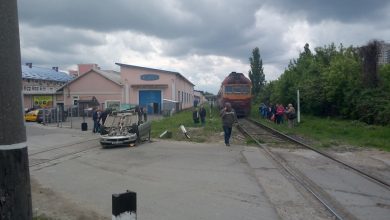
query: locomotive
217 72 252 117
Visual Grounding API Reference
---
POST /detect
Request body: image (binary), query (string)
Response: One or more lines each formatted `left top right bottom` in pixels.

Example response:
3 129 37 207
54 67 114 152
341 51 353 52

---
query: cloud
265 0 390 23
17 0 390 94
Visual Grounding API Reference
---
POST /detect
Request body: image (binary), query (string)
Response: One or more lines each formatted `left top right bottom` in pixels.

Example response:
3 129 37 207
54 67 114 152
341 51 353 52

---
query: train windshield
224 85 250 94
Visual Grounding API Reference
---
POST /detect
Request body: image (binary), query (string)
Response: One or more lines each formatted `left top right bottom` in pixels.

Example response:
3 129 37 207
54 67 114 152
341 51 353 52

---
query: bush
354 89 390 125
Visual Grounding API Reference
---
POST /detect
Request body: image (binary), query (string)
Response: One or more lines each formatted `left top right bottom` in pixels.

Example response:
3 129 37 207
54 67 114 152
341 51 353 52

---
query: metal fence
38 105 94 129
38 101 186 129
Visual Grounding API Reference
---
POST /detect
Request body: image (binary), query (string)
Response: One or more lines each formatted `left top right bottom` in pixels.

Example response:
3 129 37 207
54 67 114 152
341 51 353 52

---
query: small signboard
112 191 136 220
33 95 53 108
140 74 159 81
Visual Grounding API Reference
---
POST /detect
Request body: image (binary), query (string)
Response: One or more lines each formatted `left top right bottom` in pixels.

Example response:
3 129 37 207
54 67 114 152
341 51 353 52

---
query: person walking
199 105 207 126
286 103 296 128
220 102 237 146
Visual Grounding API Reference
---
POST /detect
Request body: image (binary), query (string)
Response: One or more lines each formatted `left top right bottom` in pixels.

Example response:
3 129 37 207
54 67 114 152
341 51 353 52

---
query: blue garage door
139 90 161 114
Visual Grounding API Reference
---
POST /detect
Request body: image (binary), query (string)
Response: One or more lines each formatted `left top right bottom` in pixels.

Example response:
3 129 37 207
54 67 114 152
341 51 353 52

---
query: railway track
29 138 101 170
237 118 390 220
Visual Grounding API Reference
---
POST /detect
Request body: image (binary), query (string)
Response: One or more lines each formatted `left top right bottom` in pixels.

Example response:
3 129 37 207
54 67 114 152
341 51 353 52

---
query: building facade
193 90 207 106
378 41 390 65
116 63 195 114
60 63 195 114
22 63 73 110
61 68 123 111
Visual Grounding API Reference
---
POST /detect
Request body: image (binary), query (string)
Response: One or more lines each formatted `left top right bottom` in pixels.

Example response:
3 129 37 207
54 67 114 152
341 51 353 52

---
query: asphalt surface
28 121 389 220
27 123 282 219
30 118 389 220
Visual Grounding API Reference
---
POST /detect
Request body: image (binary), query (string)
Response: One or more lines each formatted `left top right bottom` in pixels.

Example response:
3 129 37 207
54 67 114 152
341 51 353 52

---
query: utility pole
297 89 301 123
0 0 33 219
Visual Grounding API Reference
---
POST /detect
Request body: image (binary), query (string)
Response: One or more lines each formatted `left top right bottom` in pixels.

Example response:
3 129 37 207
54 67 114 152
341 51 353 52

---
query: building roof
22 65 73 82
115 62 195 86
58 68 122 91
98 69 122 85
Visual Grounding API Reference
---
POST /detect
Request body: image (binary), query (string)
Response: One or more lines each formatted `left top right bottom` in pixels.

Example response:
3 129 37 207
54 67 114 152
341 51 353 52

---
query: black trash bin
81 122 88 131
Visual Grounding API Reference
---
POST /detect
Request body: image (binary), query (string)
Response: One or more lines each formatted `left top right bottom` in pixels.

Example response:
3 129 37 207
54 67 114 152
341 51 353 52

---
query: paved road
27 123 281 220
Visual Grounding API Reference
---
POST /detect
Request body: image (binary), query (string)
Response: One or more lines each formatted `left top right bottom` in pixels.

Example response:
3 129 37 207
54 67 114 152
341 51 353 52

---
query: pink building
61 68 123 110
59 63 195 114
116 63 194 114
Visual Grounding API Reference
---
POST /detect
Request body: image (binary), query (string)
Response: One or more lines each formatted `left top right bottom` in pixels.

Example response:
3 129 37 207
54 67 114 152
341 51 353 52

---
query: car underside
99 110 151 148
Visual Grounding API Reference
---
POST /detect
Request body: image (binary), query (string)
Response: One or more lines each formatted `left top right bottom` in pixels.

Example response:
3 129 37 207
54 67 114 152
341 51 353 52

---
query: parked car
99 110 151 148
36 108 68 123
25 110 39 122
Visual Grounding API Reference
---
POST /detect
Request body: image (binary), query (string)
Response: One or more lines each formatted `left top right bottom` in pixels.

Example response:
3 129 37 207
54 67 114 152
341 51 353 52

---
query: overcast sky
17 0 390 94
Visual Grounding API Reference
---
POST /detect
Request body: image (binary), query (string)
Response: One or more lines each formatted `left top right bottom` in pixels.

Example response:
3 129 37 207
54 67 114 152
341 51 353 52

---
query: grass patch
251 112 390 151
245 138 258 145
151 104 223 142
33 215 51 220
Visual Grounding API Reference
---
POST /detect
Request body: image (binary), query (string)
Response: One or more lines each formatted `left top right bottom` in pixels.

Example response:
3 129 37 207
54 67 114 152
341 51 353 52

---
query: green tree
260 42 390 125
249 47 265 96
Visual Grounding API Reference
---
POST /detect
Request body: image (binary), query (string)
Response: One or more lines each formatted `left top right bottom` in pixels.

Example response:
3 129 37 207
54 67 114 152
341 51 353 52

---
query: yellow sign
33 96 53 108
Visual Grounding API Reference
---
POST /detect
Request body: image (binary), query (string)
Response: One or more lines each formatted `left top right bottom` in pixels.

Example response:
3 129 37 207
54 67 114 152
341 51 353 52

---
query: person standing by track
92 107 101 133
220 102 237 146
286 103 296 128
199 104 207 126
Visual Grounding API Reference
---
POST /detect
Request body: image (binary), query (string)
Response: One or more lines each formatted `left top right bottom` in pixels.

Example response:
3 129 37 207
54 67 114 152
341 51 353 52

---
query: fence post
112 191 137 220
56 107 60 127
0 0 32 219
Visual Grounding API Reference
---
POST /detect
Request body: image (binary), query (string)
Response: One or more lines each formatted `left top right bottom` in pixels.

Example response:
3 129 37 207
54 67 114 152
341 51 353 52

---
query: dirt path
31 178 108 220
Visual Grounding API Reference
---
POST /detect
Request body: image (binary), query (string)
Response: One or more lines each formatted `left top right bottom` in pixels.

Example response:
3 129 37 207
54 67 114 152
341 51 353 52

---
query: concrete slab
242 147 332 220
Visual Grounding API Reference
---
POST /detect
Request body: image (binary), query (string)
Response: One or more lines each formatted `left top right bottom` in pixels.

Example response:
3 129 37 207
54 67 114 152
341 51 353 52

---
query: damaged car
99 110 151 148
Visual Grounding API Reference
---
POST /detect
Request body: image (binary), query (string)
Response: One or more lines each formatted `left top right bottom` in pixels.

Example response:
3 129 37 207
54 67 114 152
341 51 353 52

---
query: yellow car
25 110 39 122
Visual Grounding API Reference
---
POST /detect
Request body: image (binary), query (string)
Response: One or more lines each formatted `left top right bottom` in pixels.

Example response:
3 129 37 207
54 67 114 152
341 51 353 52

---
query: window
26 86 31 91
224 86 233 93
224 85 249 94
232 87 241 93
72 96 79 106
32 86 39 91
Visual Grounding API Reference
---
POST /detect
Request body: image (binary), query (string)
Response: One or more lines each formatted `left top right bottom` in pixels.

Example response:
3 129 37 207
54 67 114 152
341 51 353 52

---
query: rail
244 118 390 189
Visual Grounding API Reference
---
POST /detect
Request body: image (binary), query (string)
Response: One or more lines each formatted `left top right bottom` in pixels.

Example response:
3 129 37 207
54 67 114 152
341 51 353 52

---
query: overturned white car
99 110 151 148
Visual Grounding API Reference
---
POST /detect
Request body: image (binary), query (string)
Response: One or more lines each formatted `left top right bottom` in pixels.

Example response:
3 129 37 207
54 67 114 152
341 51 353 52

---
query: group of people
192 105 207 126
259 103 296 128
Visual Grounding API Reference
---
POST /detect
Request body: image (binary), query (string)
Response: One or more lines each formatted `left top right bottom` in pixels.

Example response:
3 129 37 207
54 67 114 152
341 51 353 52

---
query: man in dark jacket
199 105 207 126
99 109 109 125
220 102 237 146
92 108 100 133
